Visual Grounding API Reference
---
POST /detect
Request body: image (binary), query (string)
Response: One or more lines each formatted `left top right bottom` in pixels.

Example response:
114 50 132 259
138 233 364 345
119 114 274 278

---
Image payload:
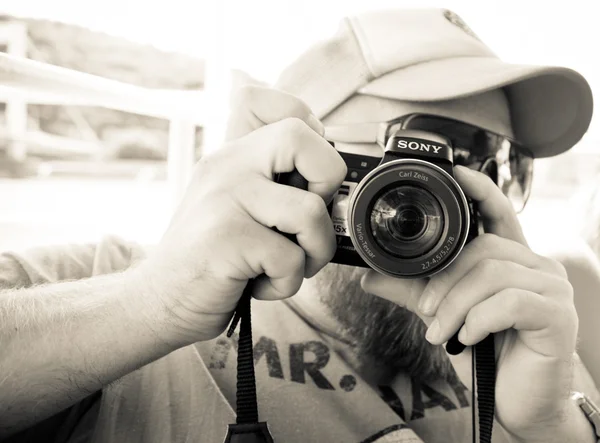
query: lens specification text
398 171 429 182
420 236 455 271
354 223 376 258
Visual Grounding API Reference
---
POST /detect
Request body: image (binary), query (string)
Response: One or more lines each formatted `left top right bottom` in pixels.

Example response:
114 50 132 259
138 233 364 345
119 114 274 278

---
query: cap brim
359 57 594 158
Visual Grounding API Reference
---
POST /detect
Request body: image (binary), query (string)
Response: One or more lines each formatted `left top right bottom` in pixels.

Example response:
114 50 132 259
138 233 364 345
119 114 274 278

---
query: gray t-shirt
2 236 593 443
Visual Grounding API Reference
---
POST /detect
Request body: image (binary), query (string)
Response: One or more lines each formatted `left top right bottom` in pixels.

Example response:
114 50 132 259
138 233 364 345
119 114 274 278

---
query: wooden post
167 119 196 210
202 0 231 156
0 20 28 165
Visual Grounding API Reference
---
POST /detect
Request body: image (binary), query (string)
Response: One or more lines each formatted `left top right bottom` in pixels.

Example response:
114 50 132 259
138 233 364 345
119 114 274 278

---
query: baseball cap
274 8 594 158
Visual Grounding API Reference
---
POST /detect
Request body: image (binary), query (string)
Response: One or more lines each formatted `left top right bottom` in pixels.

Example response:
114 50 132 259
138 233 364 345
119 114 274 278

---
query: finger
199 218 306 313
456 288 577 358
360 271 432 323
454 165 528 246
235 221 306 301
238 117 347 203
225 85 324 141
233 177 336 278
425 260 569 345
419 233 556 316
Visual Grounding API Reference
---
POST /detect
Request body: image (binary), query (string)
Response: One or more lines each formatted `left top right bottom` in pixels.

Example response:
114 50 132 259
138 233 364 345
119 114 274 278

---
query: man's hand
133 86 346 346
361 166 594 442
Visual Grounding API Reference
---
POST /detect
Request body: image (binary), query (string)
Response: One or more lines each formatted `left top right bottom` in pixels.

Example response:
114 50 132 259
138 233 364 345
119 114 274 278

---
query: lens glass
370 185 444 258
390 206 427 240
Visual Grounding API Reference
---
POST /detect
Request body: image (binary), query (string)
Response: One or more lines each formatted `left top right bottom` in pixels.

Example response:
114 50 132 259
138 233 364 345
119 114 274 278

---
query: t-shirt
0 236 592 443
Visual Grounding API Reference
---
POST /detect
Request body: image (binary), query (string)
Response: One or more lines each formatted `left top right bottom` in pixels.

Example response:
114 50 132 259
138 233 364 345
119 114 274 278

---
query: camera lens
370 186 444 258
347 159 470 278
389 206 427 240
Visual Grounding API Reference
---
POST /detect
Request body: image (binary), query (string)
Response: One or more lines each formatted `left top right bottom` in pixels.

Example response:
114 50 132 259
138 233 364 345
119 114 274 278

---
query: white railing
0 52 205 123
0 49 205 209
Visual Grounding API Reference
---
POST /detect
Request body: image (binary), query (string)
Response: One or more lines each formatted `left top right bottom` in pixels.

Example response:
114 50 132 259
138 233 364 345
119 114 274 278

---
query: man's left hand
361 165 592 442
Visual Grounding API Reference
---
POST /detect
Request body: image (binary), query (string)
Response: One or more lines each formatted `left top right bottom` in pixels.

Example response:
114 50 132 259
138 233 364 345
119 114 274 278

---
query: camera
328 129 480 278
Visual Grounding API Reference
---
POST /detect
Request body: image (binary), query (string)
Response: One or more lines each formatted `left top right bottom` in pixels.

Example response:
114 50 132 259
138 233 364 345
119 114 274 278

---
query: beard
313 263 456 385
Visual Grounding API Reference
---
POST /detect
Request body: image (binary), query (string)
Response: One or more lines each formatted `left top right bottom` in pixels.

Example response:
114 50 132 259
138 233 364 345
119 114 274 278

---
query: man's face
304 89 514 383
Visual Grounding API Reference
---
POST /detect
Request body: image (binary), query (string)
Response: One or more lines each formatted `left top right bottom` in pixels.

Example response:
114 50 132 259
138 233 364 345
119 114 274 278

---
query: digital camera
328 129 480 279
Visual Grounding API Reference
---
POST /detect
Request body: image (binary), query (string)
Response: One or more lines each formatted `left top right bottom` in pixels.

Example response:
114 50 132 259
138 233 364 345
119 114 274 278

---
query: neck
285 285 348 342
287 267 398 386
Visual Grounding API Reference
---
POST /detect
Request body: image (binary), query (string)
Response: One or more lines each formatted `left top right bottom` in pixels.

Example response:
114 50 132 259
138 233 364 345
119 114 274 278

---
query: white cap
275 8 594 158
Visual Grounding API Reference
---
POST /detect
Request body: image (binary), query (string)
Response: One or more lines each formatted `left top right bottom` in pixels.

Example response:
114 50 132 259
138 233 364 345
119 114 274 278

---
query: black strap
227 284 258 424
448 331 496 443
224 280 274 443
474 335 496 443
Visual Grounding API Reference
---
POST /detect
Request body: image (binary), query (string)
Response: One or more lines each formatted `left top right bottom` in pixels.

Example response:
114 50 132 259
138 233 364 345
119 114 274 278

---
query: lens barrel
348 159 470 278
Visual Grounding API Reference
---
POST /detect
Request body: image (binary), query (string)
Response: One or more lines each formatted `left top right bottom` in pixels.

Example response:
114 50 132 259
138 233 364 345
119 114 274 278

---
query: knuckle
531 250 560 271
438 294 460 318
475 257 501 277
226 215 255 242
232 84 262 105
230 177 258 206
550 258 569 278
300 192 328 222
286 99 310 119
269 118 308 149
320 223 338 263
548 298 577 335
557 276 574 300
280 116 309 136
192 151 216 179
465 306 487 332
568 304 579 331
553 300 570 322
285 244 306 273
281 275 305 298
193 145 235 181
472 233 498 254
504 289 522 314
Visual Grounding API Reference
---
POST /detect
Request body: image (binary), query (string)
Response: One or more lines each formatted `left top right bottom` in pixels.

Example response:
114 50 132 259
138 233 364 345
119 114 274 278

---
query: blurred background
0 0 599 255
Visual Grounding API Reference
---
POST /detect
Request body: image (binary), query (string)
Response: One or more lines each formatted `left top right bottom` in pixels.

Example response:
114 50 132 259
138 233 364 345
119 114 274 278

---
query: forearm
0 269 181 438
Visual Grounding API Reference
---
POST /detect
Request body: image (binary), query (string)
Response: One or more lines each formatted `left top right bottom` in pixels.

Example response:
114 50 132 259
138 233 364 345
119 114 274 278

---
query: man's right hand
133 86 347 345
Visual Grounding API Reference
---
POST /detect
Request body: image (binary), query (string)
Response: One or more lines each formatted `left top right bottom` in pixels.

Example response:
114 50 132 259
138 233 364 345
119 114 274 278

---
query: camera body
329 129 480 278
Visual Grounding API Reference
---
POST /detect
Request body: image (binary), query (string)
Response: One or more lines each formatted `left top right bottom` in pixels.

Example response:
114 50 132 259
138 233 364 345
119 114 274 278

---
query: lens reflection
370 186 444 258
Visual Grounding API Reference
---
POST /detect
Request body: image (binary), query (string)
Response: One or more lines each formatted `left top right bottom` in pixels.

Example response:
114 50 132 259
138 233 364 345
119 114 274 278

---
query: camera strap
473 335 497 443
223 280 274 443
448 332 496 443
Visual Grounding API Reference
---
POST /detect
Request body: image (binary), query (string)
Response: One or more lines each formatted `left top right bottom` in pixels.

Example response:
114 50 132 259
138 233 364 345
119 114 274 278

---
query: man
1 8 599 443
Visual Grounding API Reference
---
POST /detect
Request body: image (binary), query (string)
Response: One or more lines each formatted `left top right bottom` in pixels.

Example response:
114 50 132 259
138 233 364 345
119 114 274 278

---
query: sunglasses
325 113 535 213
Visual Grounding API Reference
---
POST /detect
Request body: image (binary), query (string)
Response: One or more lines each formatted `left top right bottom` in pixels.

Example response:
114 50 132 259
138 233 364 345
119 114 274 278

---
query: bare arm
527 230 600 391
0 259 183 439
554 240 600 393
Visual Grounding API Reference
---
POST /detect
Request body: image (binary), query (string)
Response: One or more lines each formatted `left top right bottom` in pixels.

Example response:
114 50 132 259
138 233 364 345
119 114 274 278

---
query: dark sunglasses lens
478 149 533 213
508 150 534 213
480 158 498 183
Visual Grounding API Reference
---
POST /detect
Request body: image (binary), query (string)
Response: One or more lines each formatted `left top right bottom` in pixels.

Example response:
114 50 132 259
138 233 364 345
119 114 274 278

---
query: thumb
225 85 324 141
